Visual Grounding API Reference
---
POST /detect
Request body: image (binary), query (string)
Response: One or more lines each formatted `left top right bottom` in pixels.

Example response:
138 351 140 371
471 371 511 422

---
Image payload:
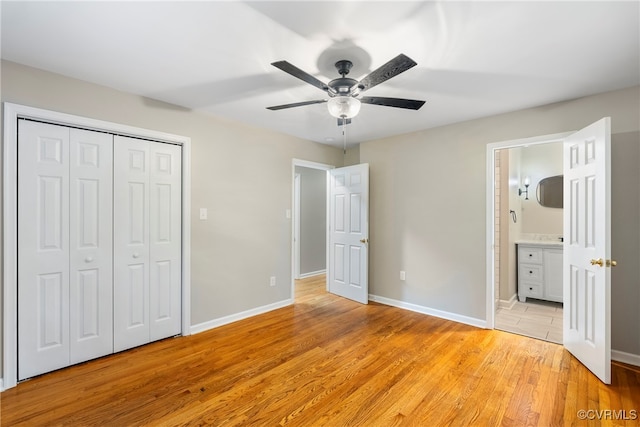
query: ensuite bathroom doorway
493 143 564 344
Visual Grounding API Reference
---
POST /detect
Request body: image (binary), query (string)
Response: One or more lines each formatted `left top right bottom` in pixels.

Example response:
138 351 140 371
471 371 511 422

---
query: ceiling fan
266 54 426 125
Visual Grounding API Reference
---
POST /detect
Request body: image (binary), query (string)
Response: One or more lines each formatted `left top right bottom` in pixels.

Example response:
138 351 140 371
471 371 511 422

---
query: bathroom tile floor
496 299 563 344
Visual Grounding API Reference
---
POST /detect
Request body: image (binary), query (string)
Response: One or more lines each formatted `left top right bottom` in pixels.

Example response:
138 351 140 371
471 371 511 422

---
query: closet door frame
3 103 192 390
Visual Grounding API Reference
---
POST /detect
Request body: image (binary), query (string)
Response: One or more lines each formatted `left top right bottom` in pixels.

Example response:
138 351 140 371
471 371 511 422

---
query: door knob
606 259 618 267
590 258 604 267
133 252 140 258
85 256 94 263
360 238 369 244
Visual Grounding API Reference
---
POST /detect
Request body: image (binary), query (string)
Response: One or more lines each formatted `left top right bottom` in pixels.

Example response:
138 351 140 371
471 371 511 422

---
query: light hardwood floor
2 275 639 426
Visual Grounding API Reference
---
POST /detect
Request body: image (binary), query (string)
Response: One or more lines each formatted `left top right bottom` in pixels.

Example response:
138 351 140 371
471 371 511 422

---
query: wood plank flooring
2 275 639 426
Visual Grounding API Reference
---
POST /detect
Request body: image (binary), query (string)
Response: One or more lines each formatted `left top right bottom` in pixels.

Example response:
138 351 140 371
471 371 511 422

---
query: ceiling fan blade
271 61 333 94
353 54 418 93
359 96 425 110
266 99 327 111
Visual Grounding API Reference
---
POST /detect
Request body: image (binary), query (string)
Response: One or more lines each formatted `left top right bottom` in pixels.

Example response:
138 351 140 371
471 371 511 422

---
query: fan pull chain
342 119 347 154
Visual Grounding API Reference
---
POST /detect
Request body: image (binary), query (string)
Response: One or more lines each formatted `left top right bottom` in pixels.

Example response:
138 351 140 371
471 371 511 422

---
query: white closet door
113 137 151 352
149 142 182 340
69 128 114 363
113 137 182 351
18 120 71 380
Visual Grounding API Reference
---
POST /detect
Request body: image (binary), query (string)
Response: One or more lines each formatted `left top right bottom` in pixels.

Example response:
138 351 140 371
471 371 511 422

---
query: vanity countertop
516 240 563 248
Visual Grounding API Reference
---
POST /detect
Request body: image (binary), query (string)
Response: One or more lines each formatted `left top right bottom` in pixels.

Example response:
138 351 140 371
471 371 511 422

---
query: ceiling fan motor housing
329 77 358 95
330 60 358 95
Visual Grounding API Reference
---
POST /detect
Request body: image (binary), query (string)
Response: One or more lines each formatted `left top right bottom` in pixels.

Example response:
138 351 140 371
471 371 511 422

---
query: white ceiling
2 1 639 148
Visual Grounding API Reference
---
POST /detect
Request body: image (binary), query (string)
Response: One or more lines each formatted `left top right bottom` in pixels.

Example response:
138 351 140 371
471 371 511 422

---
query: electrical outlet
270 276 276 287
400 271 406 281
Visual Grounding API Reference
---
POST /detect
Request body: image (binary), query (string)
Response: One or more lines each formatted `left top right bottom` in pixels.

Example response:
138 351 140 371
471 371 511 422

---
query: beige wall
506 148 523 302
2 58 639 379
498 149 517 302
610 130 640 356
360 86 640 356
520 142 563 236
0 60 344 341
343 144 360 166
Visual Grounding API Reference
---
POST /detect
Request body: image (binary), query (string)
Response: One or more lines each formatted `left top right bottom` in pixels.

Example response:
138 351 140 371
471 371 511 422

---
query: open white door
563 117 612 384
328 164 369 304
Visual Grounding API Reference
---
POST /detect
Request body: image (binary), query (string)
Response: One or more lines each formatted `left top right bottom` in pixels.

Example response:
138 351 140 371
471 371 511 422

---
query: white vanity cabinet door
517 243 563 303
543 249 563 302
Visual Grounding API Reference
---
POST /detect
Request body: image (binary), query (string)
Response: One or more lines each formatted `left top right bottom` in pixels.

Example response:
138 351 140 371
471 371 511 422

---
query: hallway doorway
291 159 333 297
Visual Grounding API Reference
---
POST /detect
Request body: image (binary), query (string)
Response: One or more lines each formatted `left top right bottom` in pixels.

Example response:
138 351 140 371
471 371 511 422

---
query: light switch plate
199 208 208 220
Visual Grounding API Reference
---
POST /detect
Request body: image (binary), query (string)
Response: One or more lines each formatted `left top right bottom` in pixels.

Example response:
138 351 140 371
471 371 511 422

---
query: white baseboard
0 378 4 392
369 294 487 329
612 349 640 367
498 294 517 310
190 299 293 335
299 270 326 279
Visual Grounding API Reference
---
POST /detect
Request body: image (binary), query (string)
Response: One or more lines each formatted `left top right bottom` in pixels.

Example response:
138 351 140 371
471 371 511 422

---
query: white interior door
328 164 369 304
69 128 114 364
149 141 182 341
563 117 611 384
18 120 71 380
113 136 151 352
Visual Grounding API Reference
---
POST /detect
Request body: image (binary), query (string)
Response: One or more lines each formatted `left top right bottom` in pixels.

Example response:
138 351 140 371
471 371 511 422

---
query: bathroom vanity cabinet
517 242 563 303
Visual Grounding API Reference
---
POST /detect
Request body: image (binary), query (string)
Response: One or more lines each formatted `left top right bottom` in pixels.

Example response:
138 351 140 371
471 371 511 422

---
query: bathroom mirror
536 175 563 208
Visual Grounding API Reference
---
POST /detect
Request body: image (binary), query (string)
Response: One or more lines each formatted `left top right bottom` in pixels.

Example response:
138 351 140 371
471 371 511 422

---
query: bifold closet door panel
113 137 151 352
113 137 182 351
18 120 71 380
149 142 182 341
18 121 115 380
69 128 114 364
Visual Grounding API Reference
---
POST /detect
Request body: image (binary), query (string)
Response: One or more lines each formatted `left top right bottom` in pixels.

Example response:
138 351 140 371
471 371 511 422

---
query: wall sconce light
519 177 530 200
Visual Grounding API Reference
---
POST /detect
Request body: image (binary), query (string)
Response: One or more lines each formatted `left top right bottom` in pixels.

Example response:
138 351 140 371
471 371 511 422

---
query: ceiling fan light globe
327 96 361 119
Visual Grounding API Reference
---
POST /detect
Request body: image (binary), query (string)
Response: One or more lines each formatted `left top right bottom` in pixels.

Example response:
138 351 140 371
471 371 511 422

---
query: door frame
2 102 192 390
290 159 334 297
485 131 572 329
294 173 301 279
